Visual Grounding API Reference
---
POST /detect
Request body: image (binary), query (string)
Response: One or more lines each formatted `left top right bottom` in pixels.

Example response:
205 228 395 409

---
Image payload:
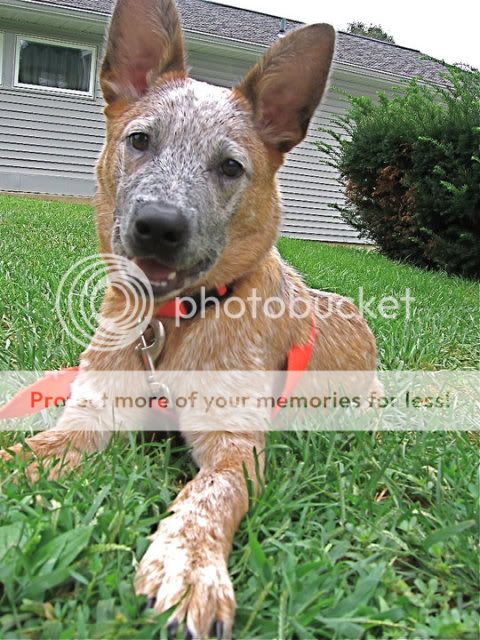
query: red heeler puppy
1 0 380 637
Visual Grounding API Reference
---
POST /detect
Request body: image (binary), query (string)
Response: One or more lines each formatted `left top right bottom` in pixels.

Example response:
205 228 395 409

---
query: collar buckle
136 318 171 402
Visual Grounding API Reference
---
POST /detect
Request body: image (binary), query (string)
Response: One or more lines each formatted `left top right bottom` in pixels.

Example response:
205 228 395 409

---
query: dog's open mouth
131 257 209 297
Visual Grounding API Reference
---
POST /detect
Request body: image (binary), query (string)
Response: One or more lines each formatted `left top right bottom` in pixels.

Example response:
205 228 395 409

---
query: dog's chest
157 316 266 371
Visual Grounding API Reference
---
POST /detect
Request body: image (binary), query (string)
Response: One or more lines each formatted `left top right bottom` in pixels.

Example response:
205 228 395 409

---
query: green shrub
318 70 480 279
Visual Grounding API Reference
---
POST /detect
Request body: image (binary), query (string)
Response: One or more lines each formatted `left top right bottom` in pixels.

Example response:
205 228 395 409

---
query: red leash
0 291 315 422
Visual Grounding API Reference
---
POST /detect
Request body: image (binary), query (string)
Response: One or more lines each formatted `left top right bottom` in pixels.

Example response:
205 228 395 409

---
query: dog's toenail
167 620 179 639
184 628 193 640
211 620 223 639
146 596 156 609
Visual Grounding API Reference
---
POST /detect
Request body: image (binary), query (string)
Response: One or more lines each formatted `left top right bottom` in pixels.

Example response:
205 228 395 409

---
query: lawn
0 194 479 639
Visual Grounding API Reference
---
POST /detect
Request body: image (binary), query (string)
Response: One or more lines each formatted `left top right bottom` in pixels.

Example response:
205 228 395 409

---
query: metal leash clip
136 318 172 404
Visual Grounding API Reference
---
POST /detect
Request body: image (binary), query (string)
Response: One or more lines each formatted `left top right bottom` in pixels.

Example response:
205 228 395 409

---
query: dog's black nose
132 202 189 256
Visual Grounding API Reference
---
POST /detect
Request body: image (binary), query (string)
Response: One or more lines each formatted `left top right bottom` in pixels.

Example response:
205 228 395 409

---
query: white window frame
14 34 96 97
0 33 4 85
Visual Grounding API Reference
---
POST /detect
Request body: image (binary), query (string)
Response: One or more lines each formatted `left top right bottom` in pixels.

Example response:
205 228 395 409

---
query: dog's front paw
135 515 235 639
0 443 40 480
0 441 80 482
0 443 24 462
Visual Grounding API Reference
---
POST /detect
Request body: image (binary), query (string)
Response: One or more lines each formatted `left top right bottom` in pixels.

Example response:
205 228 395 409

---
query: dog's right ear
101 0 185 105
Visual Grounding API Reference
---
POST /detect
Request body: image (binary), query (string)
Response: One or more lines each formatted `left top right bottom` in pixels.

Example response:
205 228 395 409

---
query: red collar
155 285 231 319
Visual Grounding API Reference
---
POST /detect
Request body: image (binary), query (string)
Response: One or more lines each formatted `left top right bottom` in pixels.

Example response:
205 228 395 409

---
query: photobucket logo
176 287 415 325
55 254 154 351
354 287 415 321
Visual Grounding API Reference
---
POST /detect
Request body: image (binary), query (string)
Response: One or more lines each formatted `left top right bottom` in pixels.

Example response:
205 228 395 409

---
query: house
0 0 447 243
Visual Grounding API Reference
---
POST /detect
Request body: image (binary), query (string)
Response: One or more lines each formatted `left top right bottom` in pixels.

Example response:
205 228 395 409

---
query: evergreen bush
318 70 480 279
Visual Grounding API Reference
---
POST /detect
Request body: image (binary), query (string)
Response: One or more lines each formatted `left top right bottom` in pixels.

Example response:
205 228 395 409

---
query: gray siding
0 27 105 196
0 22 403 243
280 69 403 243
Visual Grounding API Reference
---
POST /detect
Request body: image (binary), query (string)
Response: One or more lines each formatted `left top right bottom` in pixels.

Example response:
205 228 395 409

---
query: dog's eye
129 132 150 152
220 159 244 178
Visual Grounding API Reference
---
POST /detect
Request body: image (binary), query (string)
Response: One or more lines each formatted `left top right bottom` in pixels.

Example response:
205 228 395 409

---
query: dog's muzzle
127 200 191 260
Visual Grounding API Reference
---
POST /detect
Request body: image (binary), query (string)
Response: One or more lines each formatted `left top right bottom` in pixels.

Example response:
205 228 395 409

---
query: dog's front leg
0 370 113 480
135 430 264 639
0 423 110 481
0 366 119 480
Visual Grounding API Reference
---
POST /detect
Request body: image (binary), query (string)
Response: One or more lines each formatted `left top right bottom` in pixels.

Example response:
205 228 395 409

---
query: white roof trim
1 0 107 23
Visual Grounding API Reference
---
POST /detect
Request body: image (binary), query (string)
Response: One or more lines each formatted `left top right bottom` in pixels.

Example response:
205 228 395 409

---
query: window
15 36 96 96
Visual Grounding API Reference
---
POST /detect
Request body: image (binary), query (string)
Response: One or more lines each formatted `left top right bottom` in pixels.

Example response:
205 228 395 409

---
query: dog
0 0 379 637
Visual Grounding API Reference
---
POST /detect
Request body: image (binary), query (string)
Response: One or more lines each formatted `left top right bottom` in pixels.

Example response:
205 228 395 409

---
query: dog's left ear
237 24 335 153
101 0 185 105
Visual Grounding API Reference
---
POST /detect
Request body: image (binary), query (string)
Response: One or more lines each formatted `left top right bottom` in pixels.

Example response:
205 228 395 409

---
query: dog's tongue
134 258 175 283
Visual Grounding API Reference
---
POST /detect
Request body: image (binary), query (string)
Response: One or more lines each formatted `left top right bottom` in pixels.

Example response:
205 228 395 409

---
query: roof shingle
29 0 448 82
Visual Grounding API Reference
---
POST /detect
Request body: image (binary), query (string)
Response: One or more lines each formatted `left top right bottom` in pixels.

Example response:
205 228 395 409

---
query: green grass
278 238 479 371
0 194 479 639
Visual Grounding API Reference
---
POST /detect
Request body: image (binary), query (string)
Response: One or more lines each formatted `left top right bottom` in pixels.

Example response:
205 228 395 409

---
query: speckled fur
1 1 380 637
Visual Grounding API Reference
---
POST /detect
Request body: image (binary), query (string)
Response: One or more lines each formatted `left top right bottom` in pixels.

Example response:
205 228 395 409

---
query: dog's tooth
168 272 177 281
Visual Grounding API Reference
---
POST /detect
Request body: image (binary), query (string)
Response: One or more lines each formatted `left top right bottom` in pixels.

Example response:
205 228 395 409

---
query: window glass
17 38 94 93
